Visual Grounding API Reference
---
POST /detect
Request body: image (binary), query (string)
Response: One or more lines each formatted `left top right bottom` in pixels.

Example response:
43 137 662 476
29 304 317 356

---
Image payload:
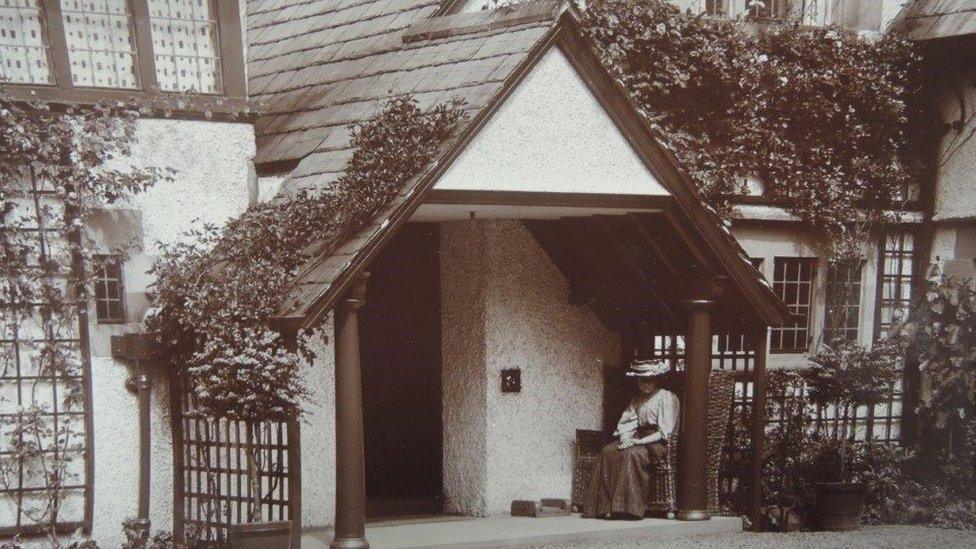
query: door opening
359 223 443 518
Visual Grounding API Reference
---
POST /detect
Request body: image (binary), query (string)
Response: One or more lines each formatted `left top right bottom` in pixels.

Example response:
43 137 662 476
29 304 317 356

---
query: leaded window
770 257 816 352
0 0 242 101
747 0 790 19
876 232 915 338
148 0 221 93
60 0 140 88
822 260 863 344
0 0 54 84
93 256 125 323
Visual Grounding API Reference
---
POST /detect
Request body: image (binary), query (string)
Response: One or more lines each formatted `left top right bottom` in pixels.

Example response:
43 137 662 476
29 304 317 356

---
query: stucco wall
300 320 338 530
932 66 976 222
441 219 620 516
433 46 669 197
80 118 255 546
440 221 490 516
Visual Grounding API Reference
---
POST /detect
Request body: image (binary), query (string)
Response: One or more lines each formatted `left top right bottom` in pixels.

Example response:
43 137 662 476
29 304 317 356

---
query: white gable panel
433 47 669 197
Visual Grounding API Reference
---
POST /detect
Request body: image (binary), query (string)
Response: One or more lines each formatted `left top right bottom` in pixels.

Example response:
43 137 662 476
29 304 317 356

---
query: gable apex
432 46 670 198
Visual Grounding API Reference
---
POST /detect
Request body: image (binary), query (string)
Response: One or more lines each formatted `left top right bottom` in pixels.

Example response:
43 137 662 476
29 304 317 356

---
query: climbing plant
149 96 467 421
898 265 976 460
582 0 933 258
0 93 168 545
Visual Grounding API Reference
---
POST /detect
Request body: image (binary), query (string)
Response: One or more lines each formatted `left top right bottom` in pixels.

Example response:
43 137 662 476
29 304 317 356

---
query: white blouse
614 389 680 441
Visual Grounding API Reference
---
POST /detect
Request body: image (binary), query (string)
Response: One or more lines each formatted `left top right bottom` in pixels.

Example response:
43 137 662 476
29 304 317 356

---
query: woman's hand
617 438 636 450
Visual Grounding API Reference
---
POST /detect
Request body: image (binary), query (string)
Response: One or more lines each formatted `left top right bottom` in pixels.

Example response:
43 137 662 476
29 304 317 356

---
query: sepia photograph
1 1 974 548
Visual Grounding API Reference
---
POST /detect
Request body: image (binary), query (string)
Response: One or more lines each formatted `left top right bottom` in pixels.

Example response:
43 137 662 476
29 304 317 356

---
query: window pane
0 0 54 84
149 0 222 93
771 257 816 351
60 0 139 88
93 255 125 323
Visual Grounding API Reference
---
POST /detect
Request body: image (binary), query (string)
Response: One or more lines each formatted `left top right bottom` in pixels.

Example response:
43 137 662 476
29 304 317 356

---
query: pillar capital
341 272 370 311
682 298 716 312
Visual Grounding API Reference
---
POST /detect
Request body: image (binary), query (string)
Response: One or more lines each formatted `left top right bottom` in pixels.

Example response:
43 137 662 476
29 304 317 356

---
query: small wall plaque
501 368 521 393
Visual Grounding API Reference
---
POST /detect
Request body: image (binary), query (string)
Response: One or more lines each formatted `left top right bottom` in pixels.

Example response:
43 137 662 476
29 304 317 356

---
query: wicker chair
572 370 736 517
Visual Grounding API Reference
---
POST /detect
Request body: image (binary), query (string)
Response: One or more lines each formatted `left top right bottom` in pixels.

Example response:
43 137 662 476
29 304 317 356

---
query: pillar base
676 509 711 521
330 537 369 549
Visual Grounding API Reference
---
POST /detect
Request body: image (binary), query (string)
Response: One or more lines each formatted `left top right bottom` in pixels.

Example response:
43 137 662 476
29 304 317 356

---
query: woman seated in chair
583 359 679 519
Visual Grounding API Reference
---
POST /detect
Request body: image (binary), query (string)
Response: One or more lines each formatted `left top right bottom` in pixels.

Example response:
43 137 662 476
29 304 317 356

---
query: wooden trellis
0 172 94 537
172 384 300 546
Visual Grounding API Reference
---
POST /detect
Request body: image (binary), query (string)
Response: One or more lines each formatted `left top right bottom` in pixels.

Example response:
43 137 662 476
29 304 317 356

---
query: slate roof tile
248 0 556 167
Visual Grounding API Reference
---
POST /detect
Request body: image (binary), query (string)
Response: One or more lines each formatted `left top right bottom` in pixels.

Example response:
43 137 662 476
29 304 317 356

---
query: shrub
149 96 466 420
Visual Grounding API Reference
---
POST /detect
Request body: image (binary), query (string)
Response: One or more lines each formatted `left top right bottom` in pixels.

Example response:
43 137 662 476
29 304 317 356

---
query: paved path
531 525 976 548
302 514 742 548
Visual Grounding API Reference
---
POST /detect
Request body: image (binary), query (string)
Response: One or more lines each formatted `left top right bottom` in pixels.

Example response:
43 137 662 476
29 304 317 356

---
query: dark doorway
359 223 443 517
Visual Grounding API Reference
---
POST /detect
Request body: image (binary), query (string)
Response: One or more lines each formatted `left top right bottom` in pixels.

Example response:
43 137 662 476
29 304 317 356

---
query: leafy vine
1 93 168 545
582 0 934 257
149 96 467 421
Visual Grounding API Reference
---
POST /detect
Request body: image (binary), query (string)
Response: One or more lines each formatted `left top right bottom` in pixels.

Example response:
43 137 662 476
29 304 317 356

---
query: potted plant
803 339 902 530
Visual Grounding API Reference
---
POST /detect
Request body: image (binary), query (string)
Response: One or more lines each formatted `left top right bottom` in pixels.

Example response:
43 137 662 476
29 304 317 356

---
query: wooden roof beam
625 212 681 275
591 217 680 325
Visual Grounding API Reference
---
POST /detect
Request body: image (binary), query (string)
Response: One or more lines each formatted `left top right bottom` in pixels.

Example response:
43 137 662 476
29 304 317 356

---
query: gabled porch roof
252 1 790 330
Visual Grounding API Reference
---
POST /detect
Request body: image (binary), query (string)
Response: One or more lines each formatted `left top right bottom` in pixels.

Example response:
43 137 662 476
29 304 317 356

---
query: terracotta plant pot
815 482 866 531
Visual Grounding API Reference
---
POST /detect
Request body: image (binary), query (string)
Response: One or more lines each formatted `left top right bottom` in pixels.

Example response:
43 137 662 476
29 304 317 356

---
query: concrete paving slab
302 514 743 548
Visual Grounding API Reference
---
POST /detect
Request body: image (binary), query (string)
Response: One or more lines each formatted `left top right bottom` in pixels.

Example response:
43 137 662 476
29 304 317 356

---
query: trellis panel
0 173 94 537
172 385 300 546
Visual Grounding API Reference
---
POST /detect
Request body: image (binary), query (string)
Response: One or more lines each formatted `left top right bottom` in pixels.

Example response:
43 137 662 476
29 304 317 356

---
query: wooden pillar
332 273 370 549
748 326 769 530
677 298 715 521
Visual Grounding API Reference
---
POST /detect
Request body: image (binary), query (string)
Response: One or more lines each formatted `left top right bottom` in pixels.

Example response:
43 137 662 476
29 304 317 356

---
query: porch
301 514 743 549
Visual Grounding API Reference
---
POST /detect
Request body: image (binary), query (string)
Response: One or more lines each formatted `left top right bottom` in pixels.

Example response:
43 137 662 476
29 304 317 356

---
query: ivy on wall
1 94 168 544
150 97 466 421
582 0 933 257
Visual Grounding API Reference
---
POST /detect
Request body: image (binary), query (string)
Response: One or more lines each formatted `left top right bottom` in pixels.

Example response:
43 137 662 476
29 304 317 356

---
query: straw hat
626 358 669 377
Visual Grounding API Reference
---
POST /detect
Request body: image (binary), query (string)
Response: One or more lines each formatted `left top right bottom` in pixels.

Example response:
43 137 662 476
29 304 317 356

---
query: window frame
822 259 865 345
92 254 126 324
873 231 916 339
1 0 245 109
769 256 817 354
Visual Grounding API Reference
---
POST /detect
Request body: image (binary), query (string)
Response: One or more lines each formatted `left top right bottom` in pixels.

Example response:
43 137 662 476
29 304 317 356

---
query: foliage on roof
584 0 934 258
149 97 466 420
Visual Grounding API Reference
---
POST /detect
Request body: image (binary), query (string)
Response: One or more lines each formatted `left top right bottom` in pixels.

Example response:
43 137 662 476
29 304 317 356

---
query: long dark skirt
583 442 667 518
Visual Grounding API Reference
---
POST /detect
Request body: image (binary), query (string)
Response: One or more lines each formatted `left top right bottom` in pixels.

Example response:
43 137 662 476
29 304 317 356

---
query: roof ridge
402 0 567 44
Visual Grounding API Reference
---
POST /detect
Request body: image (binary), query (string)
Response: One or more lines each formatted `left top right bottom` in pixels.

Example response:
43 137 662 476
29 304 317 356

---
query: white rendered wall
300 318 338 530
433 47 669 197
441 219 621 516
79 118 255 546
441 221 490 516
932 67 976 223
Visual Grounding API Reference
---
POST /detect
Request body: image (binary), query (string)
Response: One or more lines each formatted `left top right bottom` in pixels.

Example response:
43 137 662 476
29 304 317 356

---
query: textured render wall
441 220 620 516
933 68 976 222
79 118 255 545
441 221 490 516
482 220 619 514
300 318 338 529
433 47 669 197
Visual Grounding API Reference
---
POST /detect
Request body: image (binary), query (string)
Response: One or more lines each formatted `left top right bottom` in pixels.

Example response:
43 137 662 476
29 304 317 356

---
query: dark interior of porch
355 205 771 520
